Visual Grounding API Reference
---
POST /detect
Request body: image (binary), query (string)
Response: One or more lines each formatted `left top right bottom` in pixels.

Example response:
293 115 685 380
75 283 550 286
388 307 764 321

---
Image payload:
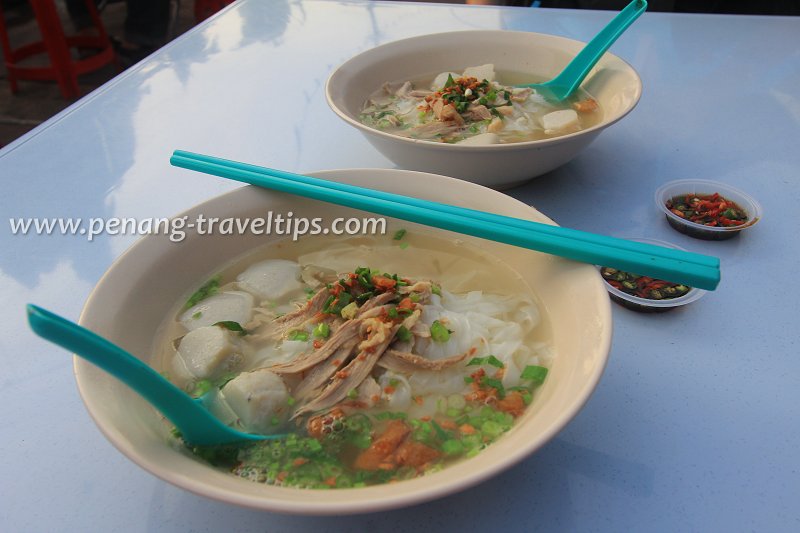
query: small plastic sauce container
599 238 707 313
655 179 762 240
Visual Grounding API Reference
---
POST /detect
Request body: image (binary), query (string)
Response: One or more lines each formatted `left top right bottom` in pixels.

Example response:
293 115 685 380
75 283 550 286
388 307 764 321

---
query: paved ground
0 0 199 147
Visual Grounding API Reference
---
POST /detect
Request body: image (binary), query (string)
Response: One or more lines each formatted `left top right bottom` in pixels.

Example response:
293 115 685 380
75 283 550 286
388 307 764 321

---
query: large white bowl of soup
326 30 642 189
76 168 611 514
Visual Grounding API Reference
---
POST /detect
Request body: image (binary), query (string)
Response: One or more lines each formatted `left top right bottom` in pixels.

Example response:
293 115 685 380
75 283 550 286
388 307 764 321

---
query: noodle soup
156 231 553 489
359 64 602 145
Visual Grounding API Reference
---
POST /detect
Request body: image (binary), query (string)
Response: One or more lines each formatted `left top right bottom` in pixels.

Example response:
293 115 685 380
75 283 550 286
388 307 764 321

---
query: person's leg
65 0 93 32
123 0 170 49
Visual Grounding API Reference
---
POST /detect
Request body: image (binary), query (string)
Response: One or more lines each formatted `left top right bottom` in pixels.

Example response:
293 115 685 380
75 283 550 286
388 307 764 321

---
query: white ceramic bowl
326 30 642 189
77 168 612 514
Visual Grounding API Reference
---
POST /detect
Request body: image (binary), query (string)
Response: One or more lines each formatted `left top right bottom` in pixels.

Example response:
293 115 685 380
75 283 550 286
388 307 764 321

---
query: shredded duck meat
262 268 468 419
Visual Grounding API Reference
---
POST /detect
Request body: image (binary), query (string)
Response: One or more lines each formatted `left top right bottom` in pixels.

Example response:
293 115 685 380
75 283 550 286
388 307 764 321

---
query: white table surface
1 0 798 530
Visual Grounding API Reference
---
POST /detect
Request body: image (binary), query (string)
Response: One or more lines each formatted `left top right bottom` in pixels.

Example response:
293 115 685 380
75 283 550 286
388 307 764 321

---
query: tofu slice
541 109 581 135
463 64 495 82
221 369 291 433
236 259 304 301
174 325 243 380
180 290 254 331
457 133 500 146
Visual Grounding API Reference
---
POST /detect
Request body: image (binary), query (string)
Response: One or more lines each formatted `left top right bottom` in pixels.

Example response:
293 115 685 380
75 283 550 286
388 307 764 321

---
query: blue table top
1 1 798 530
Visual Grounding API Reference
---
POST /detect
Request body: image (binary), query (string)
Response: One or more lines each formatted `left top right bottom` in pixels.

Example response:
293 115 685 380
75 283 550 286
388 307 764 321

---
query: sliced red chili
666 192 748 227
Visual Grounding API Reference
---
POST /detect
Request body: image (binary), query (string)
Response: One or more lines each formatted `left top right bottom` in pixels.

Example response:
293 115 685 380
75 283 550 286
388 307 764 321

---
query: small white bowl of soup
76 168 612 514
326 30 642 189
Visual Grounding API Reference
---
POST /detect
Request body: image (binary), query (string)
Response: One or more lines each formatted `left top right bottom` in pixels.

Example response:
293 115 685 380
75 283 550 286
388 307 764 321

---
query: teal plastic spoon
27 304 279 446
518 0 647 101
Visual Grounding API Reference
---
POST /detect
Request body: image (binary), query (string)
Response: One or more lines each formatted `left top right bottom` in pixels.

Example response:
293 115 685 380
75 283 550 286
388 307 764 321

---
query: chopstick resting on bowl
170 150 721 290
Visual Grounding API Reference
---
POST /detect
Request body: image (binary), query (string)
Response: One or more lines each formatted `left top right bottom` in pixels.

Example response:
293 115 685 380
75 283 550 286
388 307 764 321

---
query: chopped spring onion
441 439 464 456
313 322 330 339
355 267 374 289
356 291 374 303
393 229 407 240
214 321 246 335
466 355 504 368
191 379 212 397
375 411 407 420
508 386 533 405
324 291 353 315
480 376 506 399
481 420 503 438
430 320 452 342
288 330 309 342
431 420 451 441
396 325 412 342
186 275 220 308
521 365 548 385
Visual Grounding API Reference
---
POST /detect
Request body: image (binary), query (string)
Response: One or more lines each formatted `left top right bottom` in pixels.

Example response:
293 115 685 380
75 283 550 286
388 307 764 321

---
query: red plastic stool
194 0 235 22
0 0 117 99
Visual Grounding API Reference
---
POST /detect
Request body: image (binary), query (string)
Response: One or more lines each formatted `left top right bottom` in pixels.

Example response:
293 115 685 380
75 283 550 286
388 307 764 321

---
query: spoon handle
547 0 647 99
26 304 248 445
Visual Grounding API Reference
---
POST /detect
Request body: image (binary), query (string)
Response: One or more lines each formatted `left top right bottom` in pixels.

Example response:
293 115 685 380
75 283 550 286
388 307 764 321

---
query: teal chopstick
174 150 716 269
170 151 720 290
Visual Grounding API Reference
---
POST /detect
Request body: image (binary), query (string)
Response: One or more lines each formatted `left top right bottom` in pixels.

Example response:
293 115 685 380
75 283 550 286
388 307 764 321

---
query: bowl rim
654 179 763 234
75 168 613 514
599 237 706 309
325 29 643 152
